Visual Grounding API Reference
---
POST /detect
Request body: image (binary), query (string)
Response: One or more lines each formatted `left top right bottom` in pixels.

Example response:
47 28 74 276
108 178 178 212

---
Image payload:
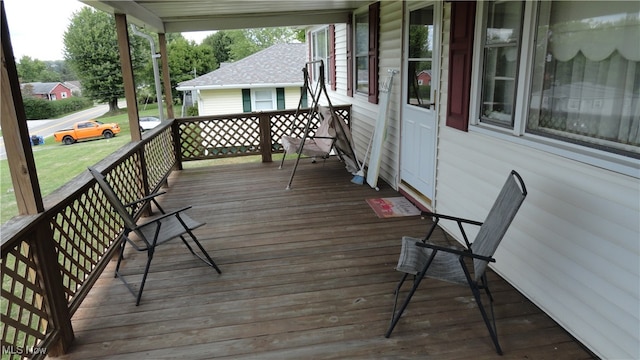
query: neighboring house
416 70 431 87
21 81 72 100
307 2 639 360
177 43 308 116
63 81 82 97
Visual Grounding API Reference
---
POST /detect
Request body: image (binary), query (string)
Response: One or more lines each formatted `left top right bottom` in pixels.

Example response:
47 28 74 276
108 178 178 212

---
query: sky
3 0 212 62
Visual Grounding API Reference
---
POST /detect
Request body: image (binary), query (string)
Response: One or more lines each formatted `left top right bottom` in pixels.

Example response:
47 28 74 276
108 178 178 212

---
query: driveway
0 101 126 160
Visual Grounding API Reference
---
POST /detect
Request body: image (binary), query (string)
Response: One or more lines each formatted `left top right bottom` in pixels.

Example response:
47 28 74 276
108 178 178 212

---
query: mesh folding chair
385 170 527 355
88 167 221 305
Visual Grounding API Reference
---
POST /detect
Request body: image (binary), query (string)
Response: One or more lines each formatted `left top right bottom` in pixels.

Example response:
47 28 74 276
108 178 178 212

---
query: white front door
400 2 440 203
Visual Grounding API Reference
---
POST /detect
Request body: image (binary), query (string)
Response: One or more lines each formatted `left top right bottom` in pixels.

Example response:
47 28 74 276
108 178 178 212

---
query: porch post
158 33 175 119
1 2 44 215
114 14 141 141
259 113 273 163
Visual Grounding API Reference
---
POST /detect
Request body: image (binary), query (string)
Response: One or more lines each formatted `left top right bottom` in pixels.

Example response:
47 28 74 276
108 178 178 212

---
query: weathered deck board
49 159 594 359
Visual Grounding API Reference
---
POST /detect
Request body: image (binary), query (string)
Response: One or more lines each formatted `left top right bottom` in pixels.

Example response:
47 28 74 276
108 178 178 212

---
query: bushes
186 105 199 116
22 97 93 119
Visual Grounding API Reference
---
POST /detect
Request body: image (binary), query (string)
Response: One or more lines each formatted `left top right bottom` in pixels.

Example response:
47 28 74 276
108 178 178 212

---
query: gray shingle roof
177 43 306 90
21 82 64 94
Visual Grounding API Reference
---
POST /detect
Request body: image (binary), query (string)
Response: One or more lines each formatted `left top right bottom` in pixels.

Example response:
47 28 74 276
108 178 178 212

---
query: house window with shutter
352 2 380 103
243 88 284 111
311 27 330 85
468 0 639 171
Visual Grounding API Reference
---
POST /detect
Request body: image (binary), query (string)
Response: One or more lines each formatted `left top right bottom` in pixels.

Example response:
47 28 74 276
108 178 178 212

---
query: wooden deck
49 159 594 359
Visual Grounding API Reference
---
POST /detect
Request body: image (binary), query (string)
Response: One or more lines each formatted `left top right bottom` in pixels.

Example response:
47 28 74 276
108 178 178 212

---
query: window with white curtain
527 1 639 154
474 0 639 158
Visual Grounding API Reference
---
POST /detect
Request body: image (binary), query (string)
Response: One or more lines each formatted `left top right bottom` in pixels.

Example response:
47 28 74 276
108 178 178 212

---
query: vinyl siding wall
198 87 303 116
321 0 403 188
434 3 640 360
199 89 244 115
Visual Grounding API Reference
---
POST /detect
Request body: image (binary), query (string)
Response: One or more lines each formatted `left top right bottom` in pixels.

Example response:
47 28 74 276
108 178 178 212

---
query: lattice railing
1 239 51 358
0 106 350 359
176 106 351 162
1 124 176 359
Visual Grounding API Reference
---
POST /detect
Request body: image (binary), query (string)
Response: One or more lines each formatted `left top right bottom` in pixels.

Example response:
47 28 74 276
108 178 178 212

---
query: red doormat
366 197 421 218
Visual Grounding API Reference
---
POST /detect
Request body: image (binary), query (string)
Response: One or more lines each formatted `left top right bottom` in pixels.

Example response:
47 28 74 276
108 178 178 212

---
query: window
479 1 523 127
351 2 380 103
311 27 330 84
253 89 274 111
355 11 369 94
473 1 639 159
407 6 435 108
527 1 639 154
242 88 286 112
61 91 68 99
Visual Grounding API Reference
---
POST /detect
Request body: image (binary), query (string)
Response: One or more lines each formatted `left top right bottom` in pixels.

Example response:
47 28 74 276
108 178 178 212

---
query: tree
63 8 146 112
46 60 78 82
202 31 233 65
17 56 61 83
165 37 217 101
210 27 301 61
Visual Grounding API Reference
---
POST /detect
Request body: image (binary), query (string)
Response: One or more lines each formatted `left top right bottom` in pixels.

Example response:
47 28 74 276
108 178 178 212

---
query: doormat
366 197 421 218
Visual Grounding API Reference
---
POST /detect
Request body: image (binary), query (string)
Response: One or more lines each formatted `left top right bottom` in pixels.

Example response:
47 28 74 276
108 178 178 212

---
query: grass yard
0 104 163 224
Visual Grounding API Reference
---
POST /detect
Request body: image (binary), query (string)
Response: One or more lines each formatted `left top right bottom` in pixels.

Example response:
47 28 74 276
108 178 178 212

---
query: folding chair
385 170 527 355
88 167 221 305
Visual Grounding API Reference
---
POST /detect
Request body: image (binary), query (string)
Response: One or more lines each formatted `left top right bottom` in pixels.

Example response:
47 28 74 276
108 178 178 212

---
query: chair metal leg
386 273 426 338
469 278 503 355
183 229 221 274
135 248 155 306
386 250 437 338
114 238 127 278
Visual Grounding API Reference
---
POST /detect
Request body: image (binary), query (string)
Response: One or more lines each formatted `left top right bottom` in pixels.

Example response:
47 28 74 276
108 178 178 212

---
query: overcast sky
3 0 212 62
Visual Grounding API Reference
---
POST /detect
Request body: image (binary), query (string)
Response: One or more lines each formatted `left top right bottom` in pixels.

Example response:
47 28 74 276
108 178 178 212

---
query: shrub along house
1 1 638 359
177 43 308 116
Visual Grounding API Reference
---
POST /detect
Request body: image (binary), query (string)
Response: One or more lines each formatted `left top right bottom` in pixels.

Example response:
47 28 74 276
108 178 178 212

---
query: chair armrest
421 211 483 226
133 206 192 230
123 191 167 208
414 241 496 263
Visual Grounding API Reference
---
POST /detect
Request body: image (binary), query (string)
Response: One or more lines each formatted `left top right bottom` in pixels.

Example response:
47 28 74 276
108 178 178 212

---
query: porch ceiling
81 0 369 33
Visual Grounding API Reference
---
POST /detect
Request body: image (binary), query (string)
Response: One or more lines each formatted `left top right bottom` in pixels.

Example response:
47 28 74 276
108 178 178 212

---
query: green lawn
0 105 292 225
0 104 163 224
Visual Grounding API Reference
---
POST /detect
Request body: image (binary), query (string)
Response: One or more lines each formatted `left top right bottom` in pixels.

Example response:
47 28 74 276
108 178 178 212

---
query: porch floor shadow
48 158 595 360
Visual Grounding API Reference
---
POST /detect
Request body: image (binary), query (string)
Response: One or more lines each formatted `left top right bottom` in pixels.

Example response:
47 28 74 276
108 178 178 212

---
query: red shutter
368 2 380 104
446 1 476 131
329 25 336 91
346 14 353 97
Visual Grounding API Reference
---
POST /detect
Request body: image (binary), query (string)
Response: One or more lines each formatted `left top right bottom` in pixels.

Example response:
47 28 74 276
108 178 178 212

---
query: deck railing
0 105 350 359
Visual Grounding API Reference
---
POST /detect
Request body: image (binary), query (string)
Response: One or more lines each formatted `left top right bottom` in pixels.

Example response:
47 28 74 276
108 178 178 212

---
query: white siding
199 87 302 116
435 4 640 359
328 1 403 189
284 87 301 110
199 89 243 115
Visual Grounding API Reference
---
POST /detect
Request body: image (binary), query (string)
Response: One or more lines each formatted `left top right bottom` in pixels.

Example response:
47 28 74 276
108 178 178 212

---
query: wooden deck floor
50 159 594 359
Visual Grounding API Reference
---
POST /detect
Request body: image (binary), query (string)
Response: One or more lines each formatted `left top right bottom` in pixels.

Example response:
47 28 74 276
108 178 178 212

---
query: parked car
54 120 121 145
139 116 161 131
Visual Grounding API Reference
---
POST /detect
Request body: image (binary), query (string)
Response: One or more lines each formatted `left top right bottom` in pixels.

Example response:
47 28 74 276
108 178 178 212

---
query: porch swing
279 60 360 189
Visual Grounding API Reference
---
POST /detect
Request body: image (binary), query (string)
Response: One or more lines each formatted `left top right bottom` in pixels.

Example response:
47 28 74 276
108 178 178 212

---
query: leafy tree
17 56 61 82
217 27 301 61
165 37 217 101
45 60 78 82
63 7 146 112
202 31 233 66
